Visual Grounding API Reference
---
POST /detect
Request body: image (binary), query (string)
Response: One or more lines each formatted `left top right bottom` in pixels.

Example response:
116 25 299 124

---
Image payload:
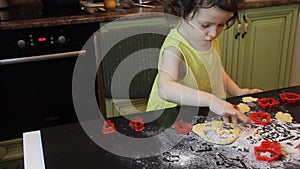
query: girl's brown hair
166 0 244 29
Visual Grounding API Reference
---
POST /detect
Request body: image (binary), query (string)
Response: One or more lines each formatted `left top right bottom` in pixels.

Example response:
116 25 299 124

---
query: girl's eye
201 24 210 28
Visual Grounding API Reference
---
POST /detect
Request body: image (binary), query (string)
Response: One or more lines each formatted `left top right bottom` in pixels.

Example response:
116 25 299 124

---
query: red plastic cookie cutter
102 120 116 134
279 92 300 103
254 140 282 162
257 98 279 109
174 120 192 135
249 112 271 126
129 116 145 131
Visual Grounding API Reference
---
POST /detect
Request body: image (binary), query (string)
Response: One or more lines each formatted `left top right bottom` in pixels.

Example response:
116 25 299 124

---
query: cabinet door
221 4 299 91
220 19 240 83
240 5 298 90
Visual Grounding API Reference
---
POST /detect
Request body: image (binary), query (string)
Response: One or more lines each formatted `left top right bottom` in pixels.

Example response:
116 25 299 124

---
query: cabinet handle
235 17 242 39
242 15 248 38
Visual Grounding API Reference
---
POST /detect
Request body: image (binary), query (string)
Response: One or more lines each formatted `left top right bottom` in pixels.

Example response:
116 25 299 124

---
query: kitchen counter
24 85 300 169
1 0 299 30
0 1 164 30
243 0 300 9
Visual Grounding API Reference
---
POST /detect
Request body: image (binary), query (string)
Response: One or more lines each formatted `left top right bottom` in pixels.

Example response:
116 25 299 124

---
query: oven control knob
17 40 26 48
58 36 66 44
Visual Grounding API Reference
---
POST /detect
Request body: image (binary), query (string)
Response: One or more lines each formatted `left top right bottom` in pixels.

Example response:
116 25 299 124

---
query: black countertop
41 85 300 169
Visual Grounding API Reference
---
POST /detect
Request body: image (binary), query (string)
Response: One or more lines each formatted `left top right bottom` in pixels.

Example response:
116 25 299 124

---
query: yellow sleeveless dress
146 28 225 112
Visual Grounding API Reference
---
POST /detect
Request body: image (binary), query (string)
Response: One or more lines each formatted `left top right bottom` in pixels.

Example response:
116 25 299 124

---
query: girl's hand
237 88 263 96
222 109 251 128
209 96 250 127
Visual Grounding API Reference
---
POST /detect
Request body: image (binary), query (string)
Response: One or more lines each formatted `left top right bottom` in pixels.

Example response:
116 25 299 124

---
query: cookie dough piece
192 121 241 145
237 103 251 113
275 111 293 123
242 96 258 103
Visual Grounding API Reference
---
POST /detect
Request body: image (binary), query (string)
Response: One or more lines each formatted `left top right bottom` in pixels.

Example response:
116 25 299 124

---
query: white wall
290 9 300 86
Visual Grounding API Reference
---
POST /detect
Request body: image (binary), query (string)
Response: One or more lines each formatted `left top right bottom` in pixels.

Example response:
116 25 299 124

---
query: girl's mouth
205 35 214 41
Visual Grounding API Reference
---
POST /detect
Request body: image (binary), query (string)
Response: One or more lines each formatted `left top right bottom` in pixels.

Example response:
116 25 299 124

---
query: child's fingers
231 116 238 127
236 111 250 123
223 116 230 122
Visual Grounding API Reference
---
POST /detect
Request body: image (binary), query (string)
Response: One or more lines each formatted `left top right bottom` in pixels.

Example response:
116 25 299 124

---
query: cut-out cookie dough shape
192 121 241 145
237 103 251 113
242 96 258 103
275 111 293 123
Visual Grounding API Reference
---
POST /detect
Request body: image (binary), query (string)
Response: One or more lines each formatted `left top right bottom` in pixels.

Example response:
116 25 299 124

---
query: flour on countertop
115 98 300 168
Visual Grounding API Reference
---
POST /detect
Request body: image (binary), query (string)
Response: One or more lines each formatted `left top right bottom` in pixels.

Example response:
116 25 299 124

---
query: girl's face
187 6 233 44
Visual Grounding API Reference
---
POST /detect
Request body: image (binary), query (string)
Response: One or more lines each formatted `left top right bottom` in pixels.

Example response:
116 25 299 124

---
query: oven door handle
0 50 86 65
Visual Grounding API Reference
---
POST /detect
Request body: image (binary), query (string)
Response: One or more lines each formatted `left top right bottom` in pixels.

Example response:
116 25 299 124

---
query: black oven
0 1 100 168
0 23 99 141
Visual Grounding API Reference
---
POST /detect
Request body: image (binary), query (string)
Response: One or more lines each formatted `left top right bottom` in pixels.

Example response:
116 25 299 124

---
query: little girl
146 0 261 126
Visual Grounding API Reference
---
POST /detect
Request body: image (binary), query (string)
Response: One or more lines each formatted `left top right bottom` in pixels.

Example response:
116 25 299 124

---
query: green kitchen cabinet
220 4 299 91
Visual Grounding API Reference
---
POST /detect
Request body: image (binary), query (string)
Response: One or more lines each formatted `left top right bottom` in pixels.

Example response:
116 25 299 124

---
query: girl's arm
158 46 212 107
223 69 262 96
157 47 249 125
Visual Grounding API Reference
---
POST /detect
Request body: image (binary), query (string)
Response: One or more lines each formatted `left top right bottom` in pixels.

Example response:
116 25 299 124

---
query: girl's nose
208 28 217 38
